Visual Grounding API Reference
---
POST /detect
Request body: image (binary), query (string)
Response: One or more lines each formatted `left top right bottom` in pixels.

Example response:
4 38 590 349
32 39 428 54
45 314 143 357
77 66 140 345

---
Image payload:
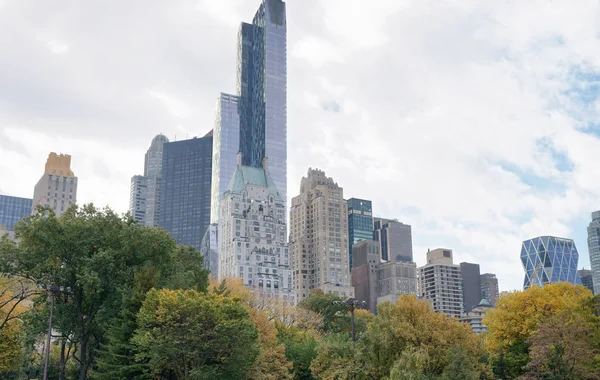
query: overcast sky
2 0 600 291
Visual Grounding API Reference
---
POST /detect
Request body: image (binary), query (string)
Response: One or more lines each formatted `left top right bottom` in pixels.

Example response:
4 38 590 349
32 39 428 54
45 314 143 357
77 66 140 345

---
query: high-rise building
129 135 169 226
480 273 499 307
376 260 418 306
460 299 493 334
578 269 594 293
351 240 379 313
158 133 213 251
218 155 294 303
144 134 169 227
289 169 354 301
0 194 32 231
210 93 241 224
587 211 600 294
521 236 582 290
418 248 463 318
347 198 373 271
237 0 287 205
200 224 220 278
129 175 148 224
373 218 413 262
460 262 481 312
32 153 78 218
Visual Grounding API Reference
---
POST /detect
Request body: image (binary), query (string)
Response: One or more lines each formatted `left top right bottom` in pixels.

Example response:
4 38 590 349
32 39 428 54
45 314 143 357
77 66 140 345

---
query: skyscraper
347 198 373 270
351 240 380 313
578 269 594 293
480 273 499 307
237 0 287 205
289 169 354 301
521 236 582 290
373 218 413 262
218 155 294 303
158 133 213 251
210 93 241 224
0 194 32 230
587 211 600 294
32 153 78 218
418 248 464 318
460 262 481 312
129 134 169 226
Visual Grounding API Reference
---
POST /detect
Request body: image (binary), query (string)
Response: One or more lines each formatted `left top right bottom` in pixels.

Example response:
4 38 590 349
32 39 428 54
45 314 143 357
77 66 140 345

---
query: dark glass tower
460 262 481 312
374 218 413 262
159 133 213 251
237 0 287 204
347 198 373 270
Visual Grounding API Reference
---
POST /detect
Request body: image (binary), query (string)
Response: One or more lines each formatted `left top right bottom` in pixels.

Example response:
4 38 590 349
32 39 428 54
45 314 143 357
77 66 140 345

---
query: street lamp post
43 285 61 380
333 298 367 342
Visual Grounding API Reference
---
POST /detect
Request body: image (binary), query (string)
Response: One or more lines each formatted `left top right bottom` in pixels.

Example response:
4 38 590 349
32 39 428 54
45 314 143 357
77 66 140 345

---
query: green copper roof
226 165 283 201
478 299 492 308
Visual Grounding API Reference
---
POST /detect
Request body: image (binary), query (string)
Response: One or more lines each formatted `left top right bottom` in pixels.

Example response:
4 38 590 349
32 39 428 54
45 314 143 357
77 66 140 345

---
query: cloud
1 0 600 290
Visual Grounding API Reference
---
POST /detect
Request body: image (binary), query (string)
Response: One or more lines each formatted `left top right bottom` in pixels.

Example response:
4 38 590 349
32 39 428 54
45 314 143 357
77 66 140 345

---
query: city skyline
2 0 600 291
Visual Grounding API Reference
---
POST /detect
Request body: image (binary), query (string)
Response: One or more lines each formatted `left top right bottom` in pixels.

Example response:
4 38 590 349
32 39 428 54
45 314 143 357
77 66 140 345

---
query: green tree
132 288 260 380
388 348 432 380
297 290 369 336
0 205 209 380
440 346 479 380
359 295 483 378
277 324 321 380
310 333 365 380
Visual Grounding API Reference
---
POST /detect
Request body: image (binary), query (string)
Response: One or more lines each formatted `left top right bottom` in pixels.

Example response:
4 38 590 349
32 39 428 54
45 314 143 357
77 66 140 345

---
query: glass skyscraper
159 133 213 251
587 211 600 294
237 0 287 205
521 236 582 290
0 194 32 230
210 93 240 224
374 218 413 262
347 198 373 270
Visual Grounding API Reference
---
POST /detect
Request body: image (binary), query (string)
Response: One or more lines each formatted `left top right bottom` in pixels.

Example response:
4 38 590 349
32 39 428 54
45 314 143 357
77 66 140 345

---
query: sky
1 0 600 291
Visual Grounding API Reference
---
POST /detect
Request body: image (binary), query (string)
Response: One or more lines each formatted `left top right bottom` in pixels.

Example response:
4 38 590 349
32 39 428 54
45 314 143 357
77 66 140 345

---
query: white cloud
1 0 600 290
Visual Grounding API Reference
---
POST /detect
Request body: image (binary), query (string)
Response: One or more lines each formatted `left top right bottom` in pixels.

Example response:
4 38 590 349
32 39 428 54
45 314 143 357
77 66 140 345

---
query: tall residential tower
289 169 354 301
32 153 77 217
237 0 287 205
587 211 600 294
418 248 464 318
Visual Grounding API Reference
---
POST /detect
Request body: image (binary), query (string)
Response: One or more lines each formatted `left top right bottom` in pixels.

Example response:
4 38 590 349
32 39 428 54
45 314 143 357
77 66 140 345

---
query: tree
522 310 598 379
0 205 209 380
132 288 260 380
0 275 39 331
440 346 480 380
484 283 594 378
309 333 364 380
359 295 483 379
388 348 432 380
297 290 363 335
277 324 321 380
247 308 293 380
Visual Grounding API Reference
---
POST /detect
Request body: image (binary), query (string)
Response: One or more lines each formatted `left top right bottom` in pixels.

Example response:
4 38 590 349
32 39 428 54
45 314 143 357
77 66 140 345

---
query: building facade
480 273 499 307
129 135 169 226
347 198 373 271
210 93 241 224
373 218 413 262
32 153 78 218
579 269 594 293
377 260 418 306
418 248 464 318
237 0 287 206
129 175 148 224
289 169 354 301
0 195 32 231
460 299 493 334
200 224 220 277
587 211 600 294
351 240 379 313
158 133 213 251
521 236 582 290
218 156 294 303
460 262 481 312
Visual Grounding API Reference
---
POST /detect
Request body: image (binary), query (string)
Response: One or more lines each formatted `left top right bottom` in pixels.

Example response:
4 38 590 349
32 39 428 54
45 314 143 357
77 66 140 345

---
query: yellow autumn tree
484 282 593 352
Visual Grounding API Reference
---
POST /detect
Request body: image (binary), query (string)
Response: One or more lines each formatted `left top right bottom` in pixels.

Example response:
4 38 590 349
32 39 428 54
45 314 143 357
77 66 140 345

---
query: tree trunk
59 339 66 380
79 336 88 380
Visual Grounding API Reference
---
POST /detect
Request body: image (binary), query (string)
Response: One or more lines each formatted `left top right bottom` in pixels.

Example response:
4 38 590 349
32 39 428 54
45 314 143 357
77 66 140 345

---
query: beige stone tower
289 168 354 301
32 153 78 217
